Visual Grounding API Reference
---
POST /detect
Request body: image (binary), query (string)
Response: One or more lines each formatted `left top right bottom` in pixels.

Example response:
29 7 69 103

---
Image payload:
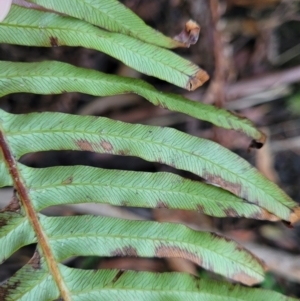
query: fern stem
0 129 72 301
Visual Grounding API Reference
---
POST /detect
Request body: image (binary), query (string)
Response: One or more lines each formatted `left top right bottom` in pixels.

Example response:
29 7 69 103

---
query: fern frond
1 2 299 300
26 0 196 48
0 60 265 144
2 267 297 301
0 214 265 284
5 164 276 220
0 110 298 222
0 5 208 90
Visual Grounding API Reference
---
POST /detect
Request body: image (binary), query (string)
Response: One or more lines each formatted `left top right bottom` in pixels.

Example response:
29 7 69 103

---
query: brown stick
225 65 300 100
203 0 227 106
0 131 71 300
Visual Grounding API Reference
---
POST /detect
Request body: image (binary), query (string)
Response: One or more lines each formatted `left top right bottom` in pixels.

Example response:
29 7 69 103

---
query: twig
203 0 228 106
225 65 300 101
271 136 300 152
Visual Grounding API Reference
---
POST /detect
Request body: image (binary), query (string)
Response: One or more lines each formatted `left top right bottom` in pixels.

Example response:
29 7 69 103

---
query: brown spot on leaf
249 208 279 222
174 20 201 47
155 245 202 266
231 271 262 286
29 251 41 270
62 176 73 185
188 274 201 290
0 211 21 227
235 244 245 252
203 173 242 197
75 139 94 152
118 149 130 156
156 201 169 209
111 246 138 257
210 231 232 243
224 208 239 217
0 279 21 300
0 217 8 228
49 36 59 47
1 192 20 212
101 140 113 152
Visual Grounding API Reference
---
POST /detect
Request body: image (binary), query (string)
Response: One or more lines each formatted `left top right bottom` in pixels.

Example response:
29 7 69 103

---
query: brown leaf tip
249 209 279 222
248 139 264 149
188 69 210 91
231 271 262 286
174 20 201 47
290 207 300 225
248 130 266 149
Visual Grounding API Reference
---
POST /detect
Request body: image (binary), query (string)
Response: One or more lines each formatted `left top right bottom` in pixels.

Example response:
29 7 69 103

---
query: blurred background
1 0 300 297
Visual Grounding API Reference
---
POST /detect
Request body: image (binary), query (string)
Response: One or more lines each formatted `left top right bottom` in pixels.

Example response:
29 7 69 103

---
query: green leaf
28 0 193 49
0 153 11 187
0 110 298 222
0 212 35 263
15 164 277 220
0 214 265 284
66 269 297 301
0 5 208 90
1 265 297 301
0 252 59 301
0 60 265 143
